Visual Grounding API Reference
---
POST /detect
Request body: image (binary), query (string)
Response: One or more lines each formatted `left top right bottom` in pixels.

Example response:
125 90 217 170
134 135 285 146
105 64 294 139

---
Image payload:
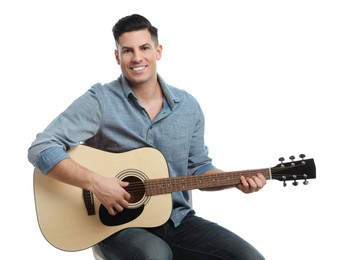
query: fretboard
144 168 271 196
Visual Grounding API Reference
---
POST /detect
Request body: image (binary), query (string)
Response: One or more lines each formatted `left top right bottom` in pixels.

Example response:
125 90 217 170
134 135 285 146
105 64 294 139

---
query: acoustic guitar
33 145 316 251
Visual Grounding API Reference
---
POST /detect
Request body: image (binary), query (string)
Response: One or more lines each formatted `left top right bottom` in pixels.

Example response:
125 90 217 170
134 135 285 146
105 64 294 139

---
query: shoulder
85 78 127 103
171 85 199 105
159 75 200 109
89 78 121 94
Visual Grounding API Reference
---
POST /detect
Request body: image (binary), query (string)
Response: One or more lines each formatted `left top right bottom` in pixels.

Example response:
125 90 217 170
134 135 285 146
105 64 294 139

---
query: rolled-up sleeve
28 84 103 174
33 146 70 174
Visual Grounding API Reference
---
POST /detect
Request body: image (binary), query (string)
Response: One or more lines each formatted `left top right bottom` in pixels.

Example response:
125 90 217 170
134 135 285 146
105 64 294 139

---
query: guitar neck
144 168 271 195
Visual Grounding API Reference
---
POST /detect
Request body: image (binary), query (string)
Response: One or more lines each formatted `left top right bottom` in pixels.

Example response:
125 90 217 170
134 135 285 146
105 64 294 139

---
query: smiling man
28 14 266 259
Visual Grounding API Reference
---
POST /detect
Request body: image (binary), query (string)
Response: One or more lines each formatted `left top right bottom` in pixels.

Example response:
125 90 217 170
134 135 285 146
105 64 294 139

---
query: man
28 14 266 259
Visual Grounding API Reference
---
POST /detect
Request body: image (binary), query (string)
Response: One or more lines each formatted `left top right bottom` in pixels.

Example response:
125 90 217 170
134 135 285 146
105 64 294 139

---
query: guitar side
33 146 172 252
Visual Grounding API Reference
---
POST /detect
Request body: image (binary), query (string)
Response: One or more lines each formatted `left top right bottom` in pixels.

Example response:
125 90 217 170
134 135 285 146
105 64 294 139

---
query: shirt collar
158 74 180 108
120 74 180 109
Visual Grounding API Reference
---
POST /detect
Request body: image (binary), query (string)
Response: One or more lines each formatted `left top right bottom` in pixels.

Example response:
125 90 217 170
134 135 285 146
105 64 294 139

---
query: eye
141 46 150 51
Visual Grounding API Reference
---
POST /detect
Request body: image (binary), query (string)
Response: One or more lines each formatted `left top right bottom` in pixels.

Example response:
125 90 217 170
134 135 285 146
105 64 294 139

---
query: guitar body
34 145 172 251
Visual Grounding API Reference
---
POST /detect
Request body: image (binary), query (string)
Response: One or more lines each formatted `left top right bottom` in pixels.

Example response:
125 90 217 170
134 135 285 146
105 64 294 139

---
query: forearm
48 158 98 191
48 157 131 216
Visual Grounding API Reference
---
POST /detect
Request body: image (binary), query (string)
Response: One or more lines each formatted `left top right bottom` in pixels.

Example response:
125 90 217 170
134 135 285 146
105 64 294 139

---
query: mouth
130 65 147 72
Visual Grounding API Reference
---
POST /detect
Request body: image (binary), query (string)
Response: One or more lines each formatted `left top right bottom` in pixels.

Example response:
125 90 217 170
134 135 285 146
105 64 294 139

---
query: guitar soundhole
116 168 150 209
122 176 145 204
99 175 147 226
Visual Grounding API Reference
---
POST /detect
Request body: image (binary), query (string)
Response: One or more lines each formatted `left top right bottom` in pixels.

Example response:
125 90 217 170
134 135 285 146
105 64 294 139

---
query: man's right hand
92 176 131 215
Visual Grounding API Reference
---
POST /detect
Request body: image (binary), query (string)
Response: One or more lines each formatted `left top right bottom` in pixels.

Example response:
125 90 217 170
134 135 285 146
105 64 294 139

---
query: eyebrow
121 43 153 51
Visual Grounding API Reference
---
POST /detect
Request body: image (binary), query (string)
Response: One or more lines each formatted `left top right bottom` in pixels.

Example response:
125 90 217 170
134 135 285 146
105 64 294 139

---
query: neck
132 79 164 121
133 80 162 103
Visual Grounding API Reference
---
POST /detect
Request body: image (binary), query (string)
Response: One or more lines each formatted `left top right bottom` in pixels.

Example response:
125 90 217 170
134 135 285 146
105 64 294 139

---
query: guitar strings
122 172 253 196
122 164 306 196
108 160 312 198
271 163 304 173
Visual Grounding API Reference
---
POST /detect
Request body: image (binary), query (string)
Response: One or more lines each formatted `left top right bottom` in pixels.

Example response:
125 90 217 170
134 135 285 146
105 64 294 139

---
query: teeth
132 66 145 71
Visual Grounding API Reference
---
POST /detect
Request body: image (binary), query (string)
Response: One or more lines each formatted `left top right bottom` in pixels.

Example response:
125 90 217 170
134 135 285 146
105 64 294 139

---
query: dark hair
112 14 158 45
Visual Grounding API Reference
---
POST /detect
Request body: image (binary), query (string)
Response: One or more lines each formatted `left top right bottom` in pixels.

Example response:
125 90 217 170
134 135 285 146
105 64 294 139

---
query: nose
132 50 143 63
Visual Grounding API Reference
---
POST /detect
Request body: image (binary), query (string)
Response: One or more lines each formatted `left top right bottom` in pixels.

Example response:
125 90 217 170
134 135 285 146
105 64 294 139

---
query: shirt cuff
194 163 216 175
36 146 70 175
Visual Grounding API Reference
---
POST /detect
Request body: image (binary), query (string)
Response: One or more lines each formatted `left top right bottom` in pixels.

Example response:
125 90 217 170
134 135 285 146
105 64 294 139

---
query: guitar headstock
271 154 316 186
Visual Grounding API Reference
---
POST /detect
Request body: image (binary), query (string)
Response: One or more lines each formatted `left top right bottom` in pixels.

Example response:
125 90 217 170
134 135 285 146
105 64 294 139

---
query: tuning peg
279 157 285 167
299 154 306 164
292 175 298 186
303 174 309 185
289 155 295 166
282 176 287 187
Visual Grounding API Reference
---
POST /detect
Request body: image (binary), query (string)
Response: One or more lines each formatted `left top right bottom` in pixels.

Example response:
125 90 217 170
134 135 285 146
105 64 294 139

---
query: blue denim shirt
28 74 214 226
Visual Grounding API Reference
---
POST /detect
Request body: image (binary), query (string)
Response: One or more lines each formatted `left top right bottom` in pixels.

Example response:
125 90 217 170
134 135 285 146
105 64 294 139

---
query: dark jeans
99 212 265 260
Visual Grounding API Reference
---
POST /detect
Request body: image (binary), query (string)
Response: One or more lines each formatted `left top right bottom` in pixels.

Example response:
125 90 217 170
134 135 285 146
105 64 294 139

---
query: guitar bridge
83 189 95 215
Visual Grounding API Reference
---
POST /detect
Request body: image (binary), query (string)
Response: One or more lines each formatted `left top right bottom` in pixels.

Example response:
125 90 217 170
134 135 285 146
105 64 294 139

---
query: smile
131 66 147 71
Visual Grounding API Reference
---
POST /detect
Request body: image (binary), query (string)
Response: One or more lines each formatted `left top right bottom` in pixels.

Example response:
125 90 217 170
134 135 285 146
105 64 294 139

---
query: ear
114 49 120 65
156 44 163 61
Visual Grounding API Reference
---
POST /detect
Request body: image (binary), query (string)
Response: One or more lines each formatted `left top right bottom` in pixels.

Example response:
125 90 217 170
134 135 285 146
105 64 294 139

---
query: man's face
115 29 162 87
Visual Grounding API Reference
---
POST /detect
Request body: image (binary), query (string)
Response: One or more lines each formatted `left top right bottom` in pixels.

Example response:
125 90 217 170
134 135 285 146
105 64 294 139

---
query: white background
1 0 343 259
